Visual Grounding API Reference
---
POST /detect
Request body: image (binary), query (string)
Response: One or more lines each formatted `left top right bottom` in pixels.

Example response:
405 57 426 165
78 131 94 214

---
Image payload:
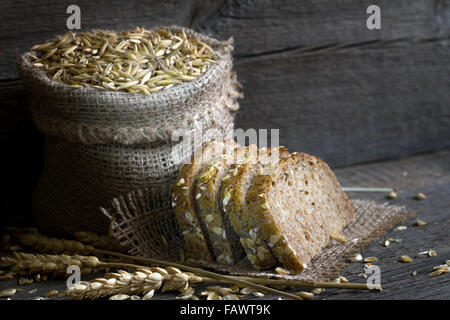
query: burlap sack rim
18 26 239 145
18 26 232 101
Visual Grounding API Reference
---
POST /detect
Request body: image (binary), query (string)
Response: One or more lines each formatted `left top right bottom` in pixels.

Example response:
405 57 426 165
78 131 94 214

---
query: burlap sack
18 27 241 237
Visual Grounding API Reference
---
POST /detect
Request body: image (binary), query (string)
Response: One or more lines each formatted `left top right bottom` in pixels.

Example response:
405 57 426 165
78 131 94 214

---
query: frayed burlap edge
103 197 416 282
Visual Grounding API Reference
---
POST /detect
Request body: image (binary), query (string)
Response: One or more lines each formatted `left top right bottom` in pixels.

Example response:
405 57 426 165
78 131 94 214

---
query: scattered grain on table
415 193 426 200
386 191 397 199
400 255 413 263
46 289 59 298
415 219 427 226
0 288 16 298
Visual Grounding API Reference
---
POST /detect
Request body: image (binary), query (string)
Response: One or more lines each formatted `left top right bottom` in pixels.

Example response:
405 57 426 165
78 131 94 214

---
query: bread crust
247 152 355 272
195 144 243 264
172 139 237 261
221 146 289 269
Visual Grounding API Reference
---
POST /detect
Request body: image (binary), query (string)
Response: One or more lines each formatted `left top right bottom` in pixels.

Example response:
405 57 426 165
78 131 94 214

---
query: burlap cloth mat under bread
103 197 415 282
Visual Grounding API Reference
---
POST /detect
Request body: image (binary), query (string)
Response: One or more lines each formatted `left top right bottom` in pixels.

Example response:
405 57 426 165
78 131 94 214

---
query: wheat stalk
8 232 381 295
9 232 301 299
341 187 393 193
94 249 382 293
92 249 303 300
228 276 381 291
1 252 103 276
2 252 204 300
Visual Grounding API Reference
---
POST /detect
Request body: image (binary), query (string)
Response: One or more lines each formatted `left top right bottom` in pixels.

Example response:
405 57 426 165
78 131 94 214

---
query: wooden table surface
1 149 449 300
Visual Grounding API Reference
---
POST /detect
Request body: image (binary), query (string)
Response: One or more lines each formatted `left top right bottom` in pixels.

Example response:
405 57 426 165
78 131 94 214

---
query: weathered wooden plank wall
0 0 449 224
196 0 450 165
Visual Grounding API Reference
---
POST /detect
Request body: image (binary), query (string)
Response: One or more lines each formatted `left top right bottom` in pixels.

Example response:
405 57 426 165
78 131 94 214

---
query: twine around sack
18 27 242 237
103 197 415 281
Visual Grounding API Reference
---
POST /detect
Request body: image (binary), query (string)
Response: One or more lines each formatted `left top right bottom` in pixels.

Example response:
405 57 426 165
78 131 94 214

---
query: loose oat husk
429 263 450 277
275 267 290 275
400 255 413 263
415 219 427 226
349 253 363 262
329 233 347 243
109 294 130 300
207 291 223 300
312 288 325 295
142 290 155 300
296 291 314 299
415 193 426 201
428 250 437 257
386 191 397 199
0 288 16 298
0 273 15 281
206 286 234 296
364 257 377 263
46 290 59 298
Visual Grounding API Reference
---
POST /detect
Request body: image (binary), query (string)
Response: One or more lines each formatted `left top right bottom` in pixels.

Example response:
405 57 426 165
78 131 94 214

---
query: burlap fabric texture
17 27 241 237
104 197 415 281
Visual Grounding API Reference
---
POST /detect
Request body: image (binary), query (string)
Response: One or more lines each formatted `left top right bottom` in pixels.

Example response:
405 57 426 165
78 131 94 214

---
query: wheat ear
61 266 200 300
1 252 103 275
14 233 95 255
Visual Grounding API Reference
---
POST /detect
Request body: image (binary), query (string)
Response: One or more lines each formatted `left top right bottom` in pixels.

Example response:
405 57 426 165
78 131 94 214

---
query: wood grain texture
0 1 449 222
196 0 450 56
195 0 450 167
1 149 449 299
232 38 450 166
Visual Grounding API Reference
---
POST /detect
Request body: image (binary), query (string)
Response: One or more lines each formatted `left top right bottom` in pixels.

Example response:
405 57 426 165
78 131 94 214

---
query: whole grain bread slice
195 144 247 264
220 146 289 269
172 139 237 261
246 152 355 273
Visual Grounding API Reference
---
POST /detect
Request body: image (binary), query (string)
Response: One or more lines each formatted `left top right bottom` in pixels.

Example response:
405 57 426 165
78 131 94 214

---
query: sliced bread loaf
246 152 355 272
172 139 237 261
221 146 289 269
